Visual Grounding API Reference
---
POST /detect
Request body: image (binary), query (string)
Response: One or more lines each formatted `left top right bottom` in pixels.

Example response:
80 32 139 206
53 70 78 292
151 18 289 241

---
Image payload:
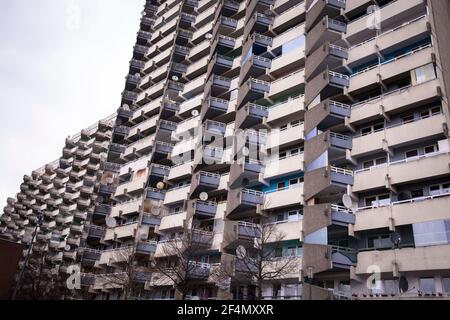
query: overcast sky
0 0 144 208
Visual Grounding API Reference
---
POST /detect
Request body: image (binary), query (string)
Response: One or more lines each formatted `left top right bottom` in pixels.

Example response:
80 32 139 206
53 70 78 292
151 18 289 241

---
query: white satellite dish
205 33 213 40
236 245 246 259
156 181 165 190
199 192 209 201
342 194 353 209
172 75 179 81
65 245 71 251
151 207 161 216
191 109 199 117
105 216 117 228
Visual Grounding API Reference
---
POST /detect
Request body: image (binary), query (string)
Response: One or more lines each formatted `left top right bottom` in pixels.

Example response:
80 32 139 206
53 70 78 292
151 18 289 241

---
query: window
405 149 419 159
291 120 300 127
413 63 437 85
277 214 285 222
361 123 384 136
289 178 300 187
363 157 387 169
277 182 286 191
274 247 283 258
363 160 373 169
431 106 441 115
361 127 372 136
291 148 299 156
373 123 384 132
367 235 391 249
365 194 390 207
280 124 288 131
402 114 414 124
429 183 450 196
424 144 439 155
413 219 450 247
420 278 436 294
411 189 424 198
279 152 287 160
443 278 450 295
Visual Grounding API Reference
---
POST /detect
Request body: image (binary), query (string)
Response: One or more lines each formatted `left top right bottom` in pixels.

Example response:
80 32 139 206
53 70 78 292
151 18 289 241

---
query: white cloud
0 0 145 208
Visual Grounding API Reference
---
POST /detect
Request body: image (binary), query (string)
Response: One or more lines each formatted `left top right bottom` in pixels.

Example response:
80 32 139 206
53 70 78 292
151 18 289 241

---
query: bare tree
148 229 218 300
219 219 301 300
92 245 151 300
17 253 66 300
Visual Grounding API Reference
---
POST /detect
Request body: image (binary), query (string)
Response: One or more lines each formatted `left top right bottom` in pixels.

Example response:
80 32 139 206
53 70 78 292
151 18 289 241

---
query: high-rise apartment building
2 0 450 300
0 115 115 299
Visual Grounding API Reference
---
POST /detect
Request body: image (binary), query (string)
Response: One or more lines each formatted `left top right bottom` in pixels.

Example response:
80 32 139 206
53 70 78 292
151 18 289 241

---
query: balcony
80 248 101 266
345 0 426 45
303 244 356 275
263 154 305 180
168 161 193 181
104 222 138 241
211 35 236 55
352 114 445 158
142 214 161 227
306 17 346 56
350 79 441 126
306 0 346 32
206 75 231 97
115 175 148 198
304 99 351 134
355 193 450 232
123 135 155 159
186 199 219 219
304 166 354 201
348 45 433 94
305 131 352 165
268 69 305 101
235 103 268 130
154 239 183 258
136 241 157 255
192 229 214 247
229 160 264 189
263 185 304 210
186 261 213 280
348 15 429 66
353 152 450 193
110 198 142 218
201 97 230 120
303 203 355 235
70 224 84 234
96 247 132 266
355 244 450 275
226 188 264 218
92 204 112 221
63 250 78 261
240 54 272 84
207 54 234 79
237 78 270 109
163 185 190 205
306 43 348 82
243 13 273 41
87 226 105 240
237 221 261 242
266 94 305 126
153 141 174 161
189 171 221 197
265 121 304 150
158 212 187 232
305 70 349 107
